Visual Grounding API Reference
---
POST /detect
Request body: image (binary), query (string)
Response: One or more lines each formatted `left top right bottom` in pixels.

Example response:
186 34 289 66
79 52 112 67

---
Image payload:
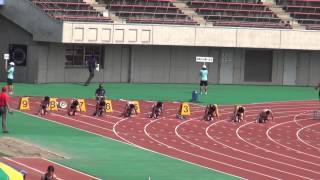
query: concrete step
262 0 305 29
172 0 208 25
82 0 124 23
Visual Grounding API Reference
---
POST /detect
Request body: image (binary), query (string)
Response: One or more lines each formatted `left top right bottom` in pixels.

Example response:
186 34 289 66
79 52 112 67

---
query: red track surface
0 157 98 180
8 97 320 179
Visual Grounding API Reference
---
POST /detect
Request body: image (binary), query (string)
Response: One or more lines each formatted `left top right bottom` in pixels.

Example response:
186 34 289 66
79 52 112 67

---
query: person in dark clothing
203 104 219 121
38 96 50 116
257 109 274 123
84 55 97 86
68 98 79 116
93 97 106 116
149 102 163 119
41 165 57 180
95 83 106 101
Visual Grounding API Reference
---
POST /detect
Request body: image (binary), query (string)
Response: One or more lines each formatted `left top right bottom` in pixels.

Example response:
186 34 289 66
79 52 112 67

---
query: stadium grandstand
0 0 319 85
1 1 320 180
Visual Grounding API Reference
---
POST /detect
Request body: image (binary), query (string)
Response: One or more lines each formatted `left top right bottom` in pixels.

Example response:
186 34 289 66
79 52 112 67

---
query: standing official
0 86 13 133
6 62 15 94
84 55 97 86
199 64 209 95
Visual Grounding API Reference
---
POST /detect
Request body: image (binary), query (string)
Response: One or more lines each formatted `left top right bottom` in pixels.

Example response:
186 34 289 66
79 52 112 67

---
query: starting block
314 110 320 120
49 98 58 111
105 100 113 113
180 102 191 116
76 99 86 112
132 101 141 113
19 97 30 110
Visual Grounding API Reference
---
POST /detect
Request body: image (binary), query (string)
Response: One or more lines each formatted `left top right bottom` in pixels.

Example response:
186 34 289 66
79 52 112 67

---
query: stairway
82 0 123 23
171 0 210 26
262 0 304 29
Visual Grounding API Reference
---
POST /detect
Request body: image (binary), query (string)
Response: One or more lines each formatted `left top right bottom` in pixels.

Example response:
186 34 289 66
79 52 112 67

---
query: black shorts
0 106 7 115
200 81 208 86
7 79 13 85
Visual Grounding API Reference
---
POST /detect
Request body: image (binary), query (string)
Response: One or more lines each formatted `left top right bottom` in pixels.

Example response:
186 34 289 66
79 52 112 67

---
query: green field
5 83 318 104
0 83 318 180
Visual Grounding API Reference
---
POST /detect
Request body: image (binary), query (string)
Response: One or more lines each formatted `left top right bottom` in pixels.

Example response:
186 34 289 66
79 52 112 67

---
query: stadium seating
99 0 198 25
31 0 112 22
276 0 320 30
187 0 290 28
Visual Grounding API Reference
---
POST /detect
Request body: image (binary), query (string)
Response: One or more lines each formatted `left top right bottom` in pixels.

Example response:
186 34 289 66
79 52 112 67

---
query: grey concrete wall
130 46 220 83
219 48 234 84
295 52 320 86
0 0 62 42
104 45 130 83
309 52 320 86
296 53 311 86
282 51 297 85
272 51 285 85
36 44 130 83
0 15 38 83
232 49 245 84
231 49 289 85
64 22 320 50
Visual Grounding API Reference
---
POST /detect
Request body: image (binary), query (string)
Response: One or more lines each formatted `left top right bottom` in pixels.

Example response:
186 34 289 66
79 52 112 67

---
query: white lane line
3 157 64 180
48 113 114 132
42 158 101 180
266 111 320 160
143 115 280 179
13 97 320 179
175 119 313 179
236 115 320 167
296 122 320 151
113 109 247 180
206 117 320 176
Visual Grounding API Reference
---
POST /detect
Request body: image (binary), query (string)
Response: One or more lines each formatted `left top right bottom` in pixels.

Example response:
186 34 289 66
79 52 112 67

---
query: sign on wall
195 56 214 63
9 44 27 66
3 54 9 60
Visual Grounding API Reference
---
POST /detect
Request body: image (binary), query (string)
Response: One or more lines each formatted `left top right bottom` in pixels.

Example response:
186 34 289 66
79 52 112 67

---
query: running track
0 157 99 180
9 97 320 179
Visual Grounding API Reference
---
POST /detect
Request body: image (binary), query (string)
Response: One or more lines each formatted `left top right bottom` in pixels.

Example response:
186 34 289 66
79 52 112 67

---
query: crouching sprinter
149 102 163 119
38 96 50 116
93 97 106 117
204 104 219 121
68 98 79 116
121 101 137 118
233 105 245 122
257 109 273 123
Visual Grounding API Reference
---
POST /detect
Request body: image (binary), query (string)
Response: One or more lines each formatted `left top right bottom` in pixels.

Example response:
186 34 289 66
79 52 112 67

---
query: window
65 45 103 68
